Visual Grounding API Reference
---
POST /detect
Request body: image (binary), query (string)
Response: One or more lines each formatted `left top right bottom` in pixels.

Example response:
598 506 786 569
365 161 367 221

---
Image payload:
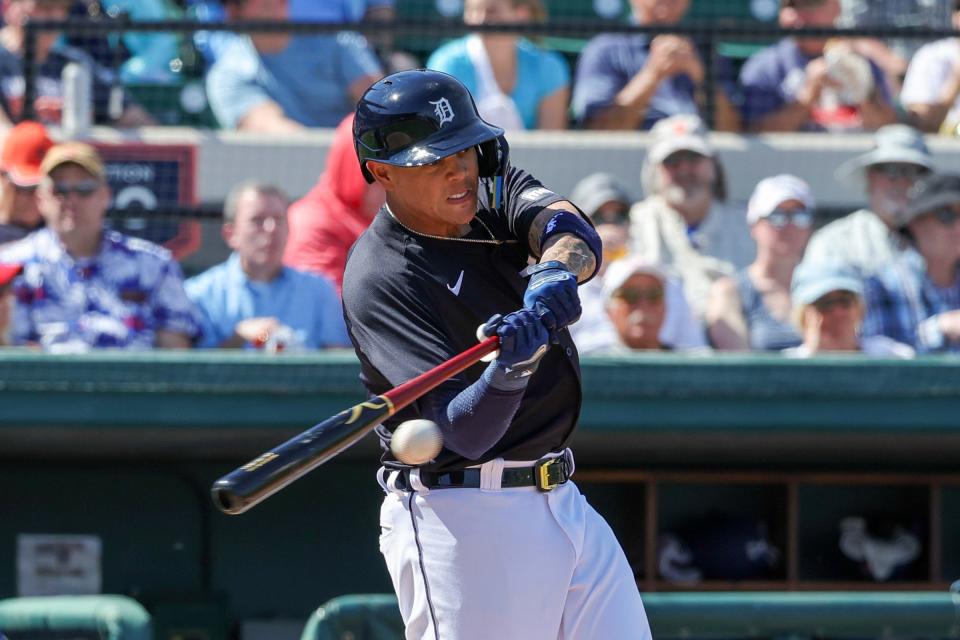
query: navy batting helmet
354 69 507 184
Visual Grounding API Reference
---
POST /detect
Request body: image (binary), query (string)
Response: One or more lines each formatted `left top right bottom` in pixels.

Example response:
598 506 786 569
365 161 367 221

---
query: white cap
746 174 815 225
646 114 714 166
601 256 670 300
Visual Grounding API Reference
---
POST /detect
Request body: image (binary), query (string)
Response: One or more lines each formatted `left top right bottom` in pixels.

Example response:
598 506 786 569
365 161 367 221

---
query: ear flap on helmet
477 135 508 179
479 135 510 209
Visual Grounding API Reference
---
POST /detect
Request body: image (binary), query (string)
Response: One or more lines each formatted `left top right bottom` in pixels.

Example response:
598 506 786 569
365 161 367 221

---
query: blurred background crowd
1 0 960 359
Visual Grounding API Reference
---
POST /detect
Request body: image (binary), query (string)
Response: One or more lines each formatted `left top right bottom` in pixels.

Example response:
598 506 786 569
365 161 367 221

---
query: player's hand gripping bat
211 336 499 514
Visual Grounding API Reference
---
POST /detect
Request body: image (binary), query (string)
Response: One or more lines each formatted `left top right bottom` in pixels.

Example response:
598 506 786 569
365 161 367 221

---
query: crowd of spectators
0 0 959 358
0 0 959 134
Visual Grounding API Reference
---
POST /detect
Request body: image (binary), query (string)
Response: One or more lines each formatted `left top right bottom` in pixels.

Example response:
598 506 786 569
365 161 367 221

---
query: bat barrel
210 336 500 515
211 400 392 514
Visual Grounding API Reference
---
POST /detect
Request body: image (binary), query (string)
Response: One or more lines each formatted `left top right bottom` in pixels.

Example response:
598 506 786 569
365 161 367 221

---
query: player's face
374 148 480 238
225 191 289 276
606 273 666 350
38 164 109 244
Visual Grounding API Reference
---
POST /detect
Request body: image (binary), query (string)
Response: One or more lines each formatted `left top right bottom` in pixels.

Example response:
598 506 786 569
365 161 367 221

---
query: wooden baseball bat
211 336 499 515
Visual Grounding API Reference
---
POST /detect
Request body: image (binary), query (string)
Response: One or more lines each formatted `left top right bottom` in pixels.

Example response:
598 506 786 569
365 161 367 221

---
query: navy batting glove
522 264 581 343
482 310 549 375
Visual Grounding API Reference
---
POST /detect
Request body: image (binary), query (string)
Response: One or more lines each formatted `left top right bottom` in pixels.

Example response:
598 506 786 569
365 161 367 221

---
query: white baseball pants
377 453 652 640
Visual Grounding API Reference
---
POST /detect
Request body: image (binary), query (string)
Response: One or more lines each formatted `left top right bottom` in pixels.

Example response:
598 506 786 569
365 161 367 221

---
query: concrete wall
90 126 960 212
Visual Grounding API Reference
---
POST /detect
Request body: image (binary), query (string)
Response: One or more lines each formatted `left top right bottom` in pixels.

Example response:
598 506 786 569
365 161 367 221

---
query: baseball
391 419 444 465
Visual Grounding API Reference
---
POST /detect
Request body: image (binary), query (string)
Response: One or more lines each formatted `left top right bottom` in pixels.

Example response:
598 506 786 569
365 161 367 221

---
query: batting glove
521 261 581 342
481 311 549 384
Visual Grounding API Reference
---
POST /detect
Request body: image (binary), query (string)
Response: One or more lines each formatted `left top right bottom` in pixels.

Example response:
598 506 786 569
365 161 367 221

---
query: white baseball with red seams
391 419 444 465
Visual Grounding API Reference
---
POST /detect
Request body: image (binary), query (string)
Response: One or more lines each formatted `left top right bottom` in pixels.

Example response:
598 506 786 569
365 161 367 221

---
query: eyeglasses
50 180 101 198
870 164 929 180
662 150 707 168
929 206 960 226
765 207 814 229
813 291 858 312
613 286 665 305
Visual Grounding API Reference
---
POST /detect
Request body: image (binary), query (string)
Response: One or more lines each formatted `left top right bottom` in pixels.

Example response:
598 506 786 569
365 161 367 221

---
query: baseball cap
569 172 632 222
835 124 933 180
0 263 22 287
0 121 54 187
899 173 960 226
646 114 713 166
39 142 105 180
601 255 669 300
747 174 815 225
791 260 863 307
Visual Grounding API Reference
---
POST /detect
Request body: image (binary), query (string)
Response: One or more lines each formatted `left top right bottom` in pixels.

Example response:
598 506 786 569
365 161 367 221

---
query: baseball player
342 69 651 640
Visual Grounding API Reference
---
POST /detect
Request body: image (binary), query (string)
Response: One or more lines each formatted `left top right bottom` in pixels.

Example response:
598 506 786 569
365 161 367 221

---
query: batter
342 69 651 640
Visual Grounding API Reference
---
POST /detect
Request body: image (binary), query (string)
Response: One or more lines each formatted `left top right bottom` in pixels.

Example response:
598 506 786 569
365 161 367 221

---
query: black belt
398 455 571 492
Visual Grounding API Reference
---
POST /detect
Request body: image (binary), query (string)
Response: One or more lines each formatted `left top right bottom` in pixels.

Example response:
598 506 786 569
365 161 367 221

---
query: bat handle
383 335 499 411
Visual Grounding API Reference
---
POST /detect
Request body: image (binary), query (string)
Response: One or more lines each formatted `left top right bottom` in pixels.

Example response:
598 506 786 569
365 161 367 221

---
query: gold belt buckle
535 456 563 492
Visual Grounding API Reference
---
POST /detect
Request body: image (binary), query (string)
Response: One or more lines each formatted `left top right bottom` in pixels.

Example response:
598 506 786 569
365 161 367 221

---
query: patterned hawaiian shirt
0 228 201 352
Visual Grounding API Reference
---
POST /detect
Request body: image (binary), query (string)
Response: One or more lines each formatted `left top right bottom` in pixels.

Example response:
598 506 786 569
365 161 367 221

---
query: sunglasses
662 150 707 168
813 291 858 312
50 180 101 198
765 207 813 229
870 164 929 180
928 207 960 226
613 286 665 305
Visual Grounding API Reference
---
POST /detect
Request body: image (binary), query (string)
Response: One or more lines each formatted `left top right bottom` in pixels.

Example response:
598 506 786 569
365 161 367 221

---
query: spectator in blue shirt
863 173 960 353
186 182 349 351
739 0 896 133
206 0 382 132
189 0 396 66
571 0 741 131
0 142 201 352
427 0 569 130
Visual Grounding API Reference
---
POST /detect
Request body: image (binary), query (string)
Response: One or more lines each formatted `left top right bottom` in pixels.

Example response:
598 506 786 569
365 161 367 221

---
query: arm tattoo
540 234 597 283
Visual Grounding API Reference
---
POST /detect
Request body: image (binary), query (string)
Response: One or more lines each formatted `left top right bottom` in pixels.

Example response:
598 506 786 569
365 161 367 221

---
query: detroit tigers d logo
430 97 455 126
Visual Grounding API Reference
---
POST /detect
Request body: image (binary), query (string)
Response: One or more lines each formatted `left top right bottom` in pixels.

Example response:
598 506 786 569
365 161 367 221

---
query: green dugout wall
2 350 960 636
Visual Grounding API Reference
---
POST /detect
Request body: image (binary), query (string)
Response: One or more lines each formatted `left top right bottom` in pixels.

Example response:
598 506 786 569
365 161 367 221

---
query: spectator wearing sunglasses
862 173 960 353
630 114 755 320
803 124 934 277
578 255 707 354
0 121 52 247
568 173 709 353
706 174 813 351
784 260 913 358
0 142 201 352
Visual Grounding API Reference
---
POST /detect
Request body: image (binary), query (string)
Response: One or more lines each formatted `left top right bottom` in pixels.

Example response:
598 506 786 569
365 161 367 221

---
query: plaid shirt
862 247 960 353
0 228 201 352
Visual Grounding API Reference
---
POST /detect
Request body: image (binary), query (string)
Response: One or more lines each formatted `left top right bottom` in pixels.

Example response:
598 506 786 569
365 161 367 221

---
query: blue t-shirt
291 0 393 22
185 253 350 349
426 37 569 130
739 38 891 131
206 32 382 128
572 33 700 130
